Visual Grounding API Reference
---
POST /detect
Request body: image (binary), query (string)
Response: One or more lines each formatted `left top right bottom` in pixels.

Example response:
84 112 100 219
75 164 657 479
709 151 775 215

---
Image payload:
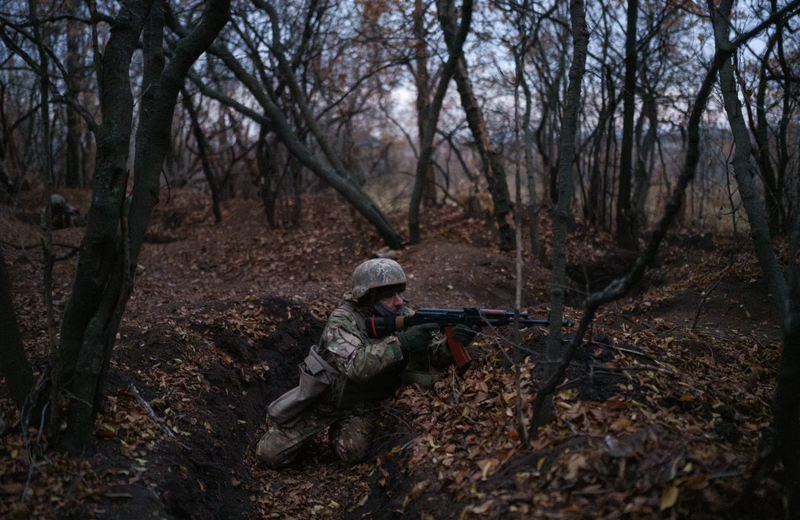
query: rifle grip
445 326 472 368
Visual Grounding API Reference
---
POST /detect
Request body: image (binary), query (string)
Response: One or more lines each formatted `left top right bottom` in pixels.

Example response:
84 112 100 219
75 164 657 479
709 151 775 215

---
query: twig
481 319 517 366
592 364 676 375
129 384 175 437
692 277 724 330
451 370 461 406
708 469 746 480
400 435 420 452
20 402 49 502
555 377 582 390
612 346 658 361
62 390 93 409
382 410 413 431
571 487 613 496
749 333 765 349
592 342 659 362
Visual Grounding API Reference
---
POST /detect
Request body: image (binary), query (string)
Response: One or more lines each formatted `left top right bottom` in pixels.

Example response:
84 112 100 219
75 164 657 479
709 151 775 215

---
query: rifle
365 308 575 368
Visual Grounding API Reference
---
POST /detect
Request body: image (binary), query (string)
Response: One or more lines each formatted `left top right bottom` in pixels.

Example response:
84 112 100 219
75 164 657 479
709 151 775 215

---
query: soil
0 189 790 519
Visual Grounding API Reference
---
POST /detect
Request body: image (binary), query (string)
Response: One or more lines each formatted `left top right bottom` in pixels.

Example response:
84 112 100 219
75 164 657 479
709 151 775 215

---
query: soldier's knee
332 417 373 464
334 435 371 464
256 429 297 469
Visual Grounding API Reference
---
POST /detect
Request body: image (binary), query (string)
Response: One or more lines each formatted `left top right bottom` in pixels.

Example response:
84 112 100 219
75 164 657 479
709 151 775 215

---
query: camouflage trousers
256 410 375 469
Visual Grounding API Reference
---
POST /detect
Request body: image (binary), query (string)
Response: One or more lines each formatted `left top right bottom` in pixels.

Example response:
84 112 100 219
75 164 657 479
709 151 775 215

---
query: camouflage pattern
348 258 407 301
256 405 377 468
319 304 405 385
256 294 454 468
42 194 84 229
256 410 340 468
318 303 453 408
327 415 375 464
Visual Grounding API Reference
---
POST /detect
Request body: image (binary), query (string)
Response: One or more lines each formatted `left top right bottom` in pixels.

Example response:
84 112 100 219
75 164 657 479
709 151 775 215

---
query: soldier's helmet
349 258 407 301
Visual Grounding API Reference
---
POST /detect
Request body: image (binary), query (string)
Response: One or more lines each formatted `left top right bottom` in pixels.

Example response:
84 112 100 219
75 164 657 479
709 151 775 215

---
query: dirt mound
566 248 640 294
399 239 552 311
646 279 777 340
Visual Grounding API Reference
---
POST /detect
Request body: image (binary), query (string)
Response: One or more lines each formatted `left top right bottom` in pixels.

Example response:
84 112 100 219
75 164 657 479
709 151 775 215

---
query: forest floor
0 188 790 519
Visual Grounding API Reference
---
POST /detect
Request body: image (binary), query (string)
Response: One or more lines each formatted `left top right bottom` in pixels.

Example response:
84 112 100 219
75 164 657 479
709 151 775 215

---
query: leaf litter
0 189 787 518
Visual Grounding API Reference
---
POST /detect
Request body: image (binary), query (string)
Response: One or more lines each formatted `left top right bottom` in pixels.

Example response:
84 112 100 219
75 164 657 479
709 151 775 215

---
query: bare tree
0 245 35 410
711 0 800 512
182 89 222 223
711 0 786 309
412 0 438 207
408 0 473 243
178 0 404 248
615 0 639 249
49 0 231 455
539 0 589 425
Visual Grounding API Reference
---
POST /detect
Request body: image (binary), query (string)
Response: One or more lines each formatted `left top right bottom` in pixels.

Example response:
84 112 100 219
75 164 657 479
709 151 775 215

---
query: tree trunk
711 0 786 310
413 0 437 208
533 82 556 210
588 67 618 226
776 264 800 517
64 0 84 188
713 0 800 511
256 128 280 228
438 1 515 251
53 0 152 402
632 81 658 226
29 0 57 353
182 90 222 223
616 0 639 249
773 0 793 232
753 40 783 236
770 1 800 510
541 0 589 426
0 246 35 410
290 157 303 226
0 138 11 199
408 0 473 243
53 0 230 455
520 68 540 259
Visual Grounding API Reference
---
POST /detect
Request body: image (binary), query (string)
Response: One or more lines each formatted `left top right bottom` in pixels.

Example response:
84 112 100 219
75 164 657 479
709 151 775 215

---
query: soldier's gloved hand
452 324 481 345
396 323 439 353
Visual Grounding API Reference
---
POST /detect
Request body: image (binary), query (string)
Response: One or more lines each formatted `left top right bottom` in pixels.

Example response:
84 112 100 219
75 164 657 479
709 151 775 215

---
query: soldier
42 194 84 229
256 258 480 468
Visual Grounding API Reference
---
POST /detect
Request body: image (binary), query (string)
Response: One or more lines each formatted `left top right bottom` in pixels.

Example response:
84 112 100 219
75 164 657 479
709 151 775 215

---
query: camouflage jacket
315 302 453 410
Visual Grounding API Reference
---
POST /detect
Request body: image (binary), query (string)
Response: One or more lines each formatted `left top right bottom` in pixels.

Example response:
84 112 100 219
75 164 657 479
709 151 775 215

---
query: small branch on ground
692 273 727 331
129 384 175 438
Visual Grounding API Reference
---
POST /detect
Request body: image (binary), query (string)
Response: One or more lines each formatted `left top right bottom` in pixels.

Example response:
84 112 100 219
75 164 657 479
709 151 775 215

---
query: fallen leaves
0 192 787 519
661 485 679 510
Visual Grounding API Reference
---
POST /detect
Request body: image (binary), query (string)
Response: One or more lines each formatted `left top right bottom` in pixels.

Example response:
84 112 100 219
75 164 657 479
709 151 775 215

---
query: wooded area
1 0 800 517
